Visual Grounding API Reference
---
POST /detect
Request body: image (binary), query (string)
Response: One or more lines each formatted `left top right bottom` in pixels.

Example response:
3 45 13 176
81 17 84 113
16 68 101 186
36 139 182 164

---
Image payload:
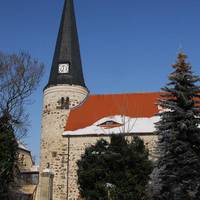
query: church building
38 0 160 199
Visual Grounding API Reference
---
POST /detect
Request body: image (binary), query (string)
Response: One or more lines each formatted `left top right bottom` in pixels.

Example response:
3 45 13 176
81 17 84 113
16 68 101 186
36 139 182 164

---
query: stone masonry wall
66 134 158 200
39 85 88 200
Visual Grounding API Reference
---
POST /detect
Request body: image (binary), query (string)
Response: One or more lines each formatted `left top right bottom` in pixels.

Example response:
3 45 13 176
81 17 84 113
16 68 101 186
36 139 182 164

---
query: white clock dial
58 63 69 74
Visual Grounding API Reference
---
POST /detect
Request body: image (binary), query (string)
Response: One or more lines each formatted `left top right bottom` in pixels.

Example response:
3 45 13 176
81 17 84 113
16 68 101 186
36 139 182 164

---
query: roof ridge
89 91 162 97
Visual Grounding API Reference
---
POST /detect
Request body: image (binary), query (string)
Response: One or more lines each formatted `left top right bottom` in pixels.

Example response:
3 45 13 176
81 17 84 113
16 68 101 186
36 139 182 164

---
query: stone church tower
38 1 159 200
39 0 88 199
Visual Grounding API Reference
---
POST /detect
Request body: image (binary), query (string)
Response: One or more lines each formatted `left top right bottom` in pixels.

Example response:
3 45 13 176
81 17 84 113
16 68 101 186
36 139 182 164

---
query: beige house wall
18 149 33 172
66 134 158 200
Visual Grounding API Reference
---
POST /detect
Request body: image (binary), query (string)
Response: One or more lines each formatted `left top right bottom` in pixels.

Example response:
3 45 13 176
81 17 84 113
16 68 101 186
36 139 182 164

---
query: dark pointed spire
45 0 86 89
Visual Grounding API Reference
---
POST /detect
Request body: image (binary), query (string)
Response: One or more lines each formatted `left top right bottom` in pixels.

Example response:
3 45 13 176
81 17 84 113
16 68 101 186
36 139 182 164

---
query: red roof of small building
65 92 162 131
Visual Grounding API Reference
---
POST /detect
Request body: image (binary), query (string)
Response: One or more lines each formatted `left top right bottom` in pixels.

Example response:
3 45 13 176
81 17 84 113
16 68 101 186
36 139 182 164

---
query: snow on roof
63 115 160 136
20 165 39 174
43 168 54 174
17 141 29 152
30 165 39 173
65 92 162 131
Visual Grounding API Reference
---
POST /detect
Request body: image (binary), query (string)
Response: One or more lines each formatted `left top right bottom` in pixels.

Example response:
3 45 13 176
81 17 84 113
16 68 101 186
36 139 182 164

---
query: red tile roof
65 92 162 131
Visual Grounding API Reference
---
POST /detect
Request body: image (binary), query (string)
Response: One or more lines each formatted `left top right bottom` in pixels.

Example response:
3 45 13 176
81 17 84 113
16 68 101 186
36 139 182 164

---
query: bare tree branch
0 51 44 138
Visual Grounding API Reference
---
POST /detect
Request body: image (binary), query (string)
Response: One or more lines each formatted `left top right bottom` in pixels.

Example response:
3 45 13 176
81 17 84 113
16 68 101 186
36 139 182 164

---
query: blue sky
1 0 200 163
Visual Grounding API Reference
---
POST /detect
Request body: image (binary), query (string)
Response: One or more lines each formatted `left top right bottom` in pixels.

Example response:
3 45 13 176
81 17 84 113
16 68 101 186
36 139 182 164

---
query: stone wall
66 134 158 200
39 85 88 200
18 149 33 172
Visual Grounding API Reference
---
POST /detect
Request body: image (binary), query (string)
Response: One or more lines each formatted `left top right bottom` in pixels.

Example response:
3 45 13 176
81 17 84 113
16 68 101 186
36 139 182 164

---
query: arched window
58 97 70 109
65 97 69 109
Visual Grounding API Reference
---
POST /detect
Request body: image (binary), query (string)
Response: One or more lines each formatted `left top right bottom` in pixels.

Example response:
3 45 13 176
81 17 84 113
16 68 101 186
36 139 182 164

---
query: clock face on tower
58 63 70 74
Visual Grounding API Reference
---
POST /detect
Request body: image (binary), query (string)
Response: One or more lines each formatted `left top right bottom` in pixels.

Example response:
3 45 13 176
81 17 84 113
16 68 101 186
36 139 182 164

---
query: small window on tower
52 152 57 158
61 97 65 105
65 97 69 109
57 97 70 109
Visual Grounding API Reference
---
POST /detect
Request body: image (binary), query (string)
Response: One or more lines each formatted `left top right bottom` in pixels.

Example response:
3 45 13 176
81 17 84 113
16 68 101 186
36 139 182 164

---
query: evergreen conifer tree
151 53 200 199
77 134 153 200
0 113 18 199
